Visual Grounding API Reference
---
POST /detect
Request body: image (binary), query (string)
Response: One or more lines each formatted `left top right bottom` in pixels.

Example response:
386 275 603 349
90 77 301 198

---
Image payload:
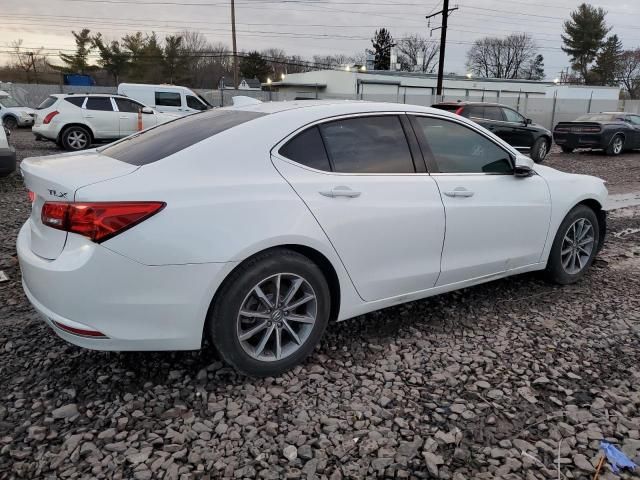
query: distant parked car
118 83 212 115
32 94 179 151
432 101 552 163
0 125 16 177
18 101 608 376
553 112 640 155
0 90 35 129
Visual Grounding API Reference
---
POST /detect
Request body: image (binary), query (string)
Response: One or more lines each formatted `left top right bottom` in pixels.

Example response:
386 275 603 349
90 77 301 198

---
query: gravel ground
1 130 640 480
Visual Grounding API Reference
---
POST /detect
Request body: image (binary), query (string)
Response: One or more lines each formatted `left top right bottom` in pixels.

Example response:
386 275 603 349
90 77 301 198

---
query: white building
268 70 620 103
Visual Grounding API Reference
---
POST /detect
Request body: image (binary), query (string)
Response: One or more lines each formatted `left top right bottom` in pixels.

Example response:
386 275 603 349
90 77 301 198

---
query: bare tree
466 33 540 79
9 40 46 83
397 34 438 73
619 49 640 99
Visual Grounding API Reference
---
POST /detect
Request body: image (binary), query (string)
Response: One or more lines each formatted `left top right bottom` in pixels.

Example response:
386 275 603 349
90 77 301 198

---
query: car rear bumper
17 221 235 351
553 133 607 149
0 146 16 176
32 124 58 141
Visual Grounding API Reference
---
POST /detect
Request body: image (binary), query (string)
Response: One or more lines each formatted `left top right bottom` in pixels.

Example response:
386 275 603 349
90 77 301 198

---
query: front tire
530 137 549 163
61 126 91 151
605 134 624 156
207 248 331 377
544 205 600 285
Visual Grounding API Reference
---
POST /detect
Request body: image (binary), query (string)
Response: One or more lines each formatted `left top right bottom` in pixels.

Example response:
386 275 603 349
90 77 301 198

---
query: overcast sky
2 0 640 80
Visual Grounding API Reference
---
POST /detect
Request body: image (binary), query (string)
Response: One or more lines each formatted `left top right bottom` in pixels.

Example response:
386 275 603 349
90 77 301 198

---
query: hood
5 106 35 116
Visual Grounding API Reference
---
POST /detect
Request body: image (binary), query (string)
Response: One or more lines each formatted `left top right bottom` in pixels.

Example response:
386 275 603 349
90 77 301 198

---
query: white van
117 83 212 115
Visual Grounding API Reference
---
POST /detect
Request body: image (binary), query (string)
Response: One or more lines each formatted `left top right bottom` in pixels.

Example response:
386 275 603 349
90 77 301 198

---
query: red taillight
455 107 464 115
41 201 165 242
52 321 107 338
27 190 36 203
43 111 59 124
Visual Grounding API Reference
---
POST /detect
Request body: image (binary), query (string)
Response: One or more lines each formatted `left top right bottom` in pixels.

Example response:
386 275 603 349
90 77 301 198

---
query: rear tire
207 248 331 377
605 134 624 156
530 137 549 163
2 116 17 130
544 205 600 285
561 146 574 153
61 126 91 151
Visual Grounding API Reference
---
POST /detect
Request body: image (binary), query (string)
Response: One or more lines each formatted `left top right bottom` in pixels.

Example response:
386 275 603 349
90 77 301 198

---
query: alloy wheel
612 136 623 154
538 141 547 159
67 130 88 150
560 218 595 275
236 273 317 362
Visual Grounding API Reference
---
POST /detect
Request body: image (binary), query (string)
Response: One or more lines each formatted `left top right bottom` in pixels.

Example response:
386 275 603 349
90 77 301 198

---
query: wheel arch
203 243 342 344
577 198 606 251
57 123 95 143
2 113 18 124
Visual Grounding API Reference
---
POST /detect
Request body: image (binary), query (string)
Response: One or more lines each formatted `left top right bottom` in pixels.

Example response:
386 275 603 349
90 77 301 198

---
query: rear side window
37 96 57 110
100 109 266 165
155 91 181 107
279 126 331 171
86 97 113 111
465 106 484 119
115 98 143 113
64 97 85 107
413 116 513 174
483 106 504 121
319 116 414 173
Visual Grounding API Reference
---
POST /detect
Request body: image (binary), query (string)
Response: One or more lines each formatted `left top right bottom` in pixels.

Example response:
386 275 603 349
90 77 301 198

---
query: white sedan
17 101 607 376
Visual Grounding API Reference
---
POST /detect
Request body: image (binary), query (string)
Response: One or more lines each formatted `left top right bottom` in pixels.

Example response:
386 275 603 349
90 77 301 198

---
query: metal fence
4 81 640 130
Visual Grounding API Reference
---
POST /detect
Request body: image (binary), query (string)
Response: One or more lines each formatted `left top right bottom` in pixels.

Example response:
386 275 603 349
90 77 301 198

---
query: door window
413 116 513 174
319 116 414 173
115 98 144 113
465 106 485 119
186 95 207 111
64 97 86 107
502 108 525 123
85 97 114 111
155 92 181 107
483 106 504 121
278 126 331 172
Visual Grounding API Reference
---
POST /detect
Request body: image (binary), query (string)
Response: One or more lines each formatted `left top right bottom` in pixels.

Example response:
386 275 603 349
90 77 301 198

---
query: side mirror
141 107 154 114
525 118 533 125
514 154 535 177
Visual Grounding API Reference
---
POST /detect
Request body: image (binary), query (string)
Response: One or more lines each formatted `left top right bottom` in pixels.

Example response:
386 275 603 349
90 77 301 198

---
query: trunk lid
21 151 139 259
554 122 603 133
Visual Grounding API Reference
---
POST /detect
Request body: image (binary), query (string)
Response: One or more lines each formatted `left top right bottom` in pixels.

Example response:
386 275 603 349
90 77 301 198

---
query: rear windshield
575 114 618 122
432 104 461 112
37 96 58 110
100 109 266 165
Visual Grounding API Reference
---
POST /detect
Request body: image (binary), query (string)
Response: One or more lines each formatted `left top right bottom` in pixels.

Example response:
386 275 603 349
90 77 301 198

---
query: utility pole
426 1 458 97
230 0 239 88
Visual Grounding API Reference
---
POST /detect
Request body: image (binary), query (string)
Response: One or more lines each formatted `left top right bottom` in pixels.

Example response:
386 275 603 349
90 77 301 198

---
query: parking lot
1 129 639 480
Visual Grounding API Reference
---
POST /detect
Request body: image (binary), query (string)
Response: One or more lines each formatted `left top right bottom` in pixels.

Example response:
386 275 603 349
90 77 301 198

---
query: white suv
0 90 35 129
32 94 179 151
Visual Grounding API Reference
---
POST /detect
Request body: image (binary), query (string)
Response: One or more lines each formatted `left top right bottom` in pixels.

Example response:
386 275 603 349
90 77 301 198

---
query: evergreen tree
239 51 273 82
163 35 187 84
526 54 545 80
371 28 395 70
59 29 94 74
592 34 623 86
561 3 610 83
92 34 130 85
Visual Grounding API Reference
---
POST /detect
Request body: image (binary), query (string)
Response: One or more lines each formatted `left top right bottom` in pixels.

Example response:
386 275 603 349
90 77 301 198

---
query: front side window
502 108 525 123
413 116 513 174
318 116 414 174
155 91 181 107
186 95 207 111
624 115 640 125
115 98 143 113
465 106 484 119
278 126 331 171
85 97 113 111
0 97 21 108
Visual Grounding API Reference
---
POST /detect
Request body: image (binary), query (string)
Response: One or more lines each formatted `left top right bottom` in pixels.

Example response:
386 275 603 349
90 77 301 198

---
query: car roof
227 99 440 116
52 93 131 99
433 101 508 107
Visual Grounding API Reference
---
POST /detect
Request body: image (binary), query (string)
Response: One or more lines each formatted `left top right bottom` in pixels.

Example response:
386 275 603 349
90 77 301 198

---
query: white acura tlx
17 101 608 376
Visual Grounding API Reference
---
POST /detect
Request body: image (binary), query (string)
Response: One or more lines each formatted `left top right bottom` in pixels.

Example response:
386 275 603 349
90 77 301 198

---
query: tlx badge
48 189 68 199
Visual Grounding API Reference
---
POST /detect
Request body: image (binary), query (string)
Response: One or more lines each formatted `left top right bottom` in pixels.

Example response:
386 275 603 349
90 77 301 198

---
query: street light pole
231 0 239 89
426 0 458 98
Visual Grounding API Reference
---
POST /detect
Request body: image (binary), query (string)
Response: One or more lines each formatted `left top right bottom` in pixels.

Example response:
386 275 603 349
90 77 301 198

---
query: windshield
197 94 213 108
0 97 22 108
575 114 617 122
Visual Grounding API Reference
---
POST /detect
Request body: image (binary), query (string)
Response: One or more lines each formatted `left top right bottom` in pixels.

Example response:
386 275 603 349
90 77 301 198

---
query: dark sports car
553 112 640 156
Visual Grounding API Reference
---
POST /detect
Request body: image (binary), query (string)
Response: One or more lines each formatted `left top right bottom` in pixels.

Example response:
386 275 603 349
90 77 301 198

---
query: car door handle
443 188 474 198
119 116 130 119
84 115 94 118
319 186 361 198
